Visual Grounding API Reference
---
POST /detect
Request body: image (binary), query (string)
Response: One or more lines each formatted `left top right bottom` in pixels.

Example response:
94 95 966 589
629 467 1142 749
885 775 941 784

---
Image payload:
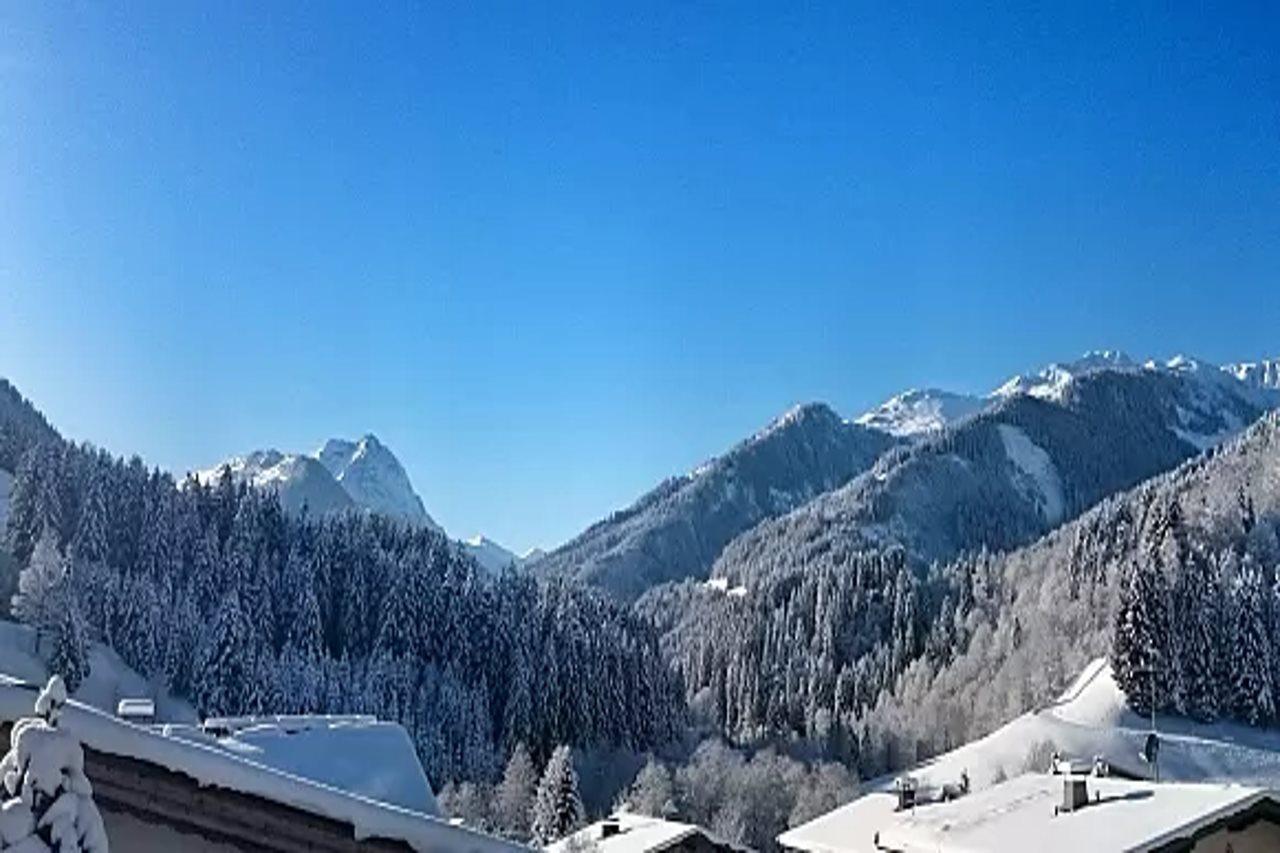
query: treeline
3 436 685 785
836 415 1280 778
1112 498 1280 724
637 548 980 779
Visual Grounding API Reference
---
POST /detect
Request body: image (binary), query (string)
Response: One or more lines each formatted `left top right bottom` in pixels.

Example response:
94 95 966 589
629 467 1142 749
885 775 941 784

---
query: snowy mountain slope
882 658 1280 795
317 435 439 530
196 434 440 529
460 535 520 573
712 363 1280 586
532 403 897 601
1227 358 1280 392
853 389 986 437
195 450 356 517
859 409 1280 782
854 351 1280 440
0 620 196 723
991 349 1138 402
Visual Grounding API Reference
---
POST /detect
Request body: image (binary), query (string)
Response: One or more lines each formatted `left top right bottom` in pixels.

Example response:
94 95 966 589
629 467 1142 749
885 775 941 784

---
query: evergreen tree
193 590 257 716
1173 546 1221 721
1111 557 1170 714
12 527 69 638
1230 564 1274 725
47 603 90 693
531 745 583 845
495 743 538 840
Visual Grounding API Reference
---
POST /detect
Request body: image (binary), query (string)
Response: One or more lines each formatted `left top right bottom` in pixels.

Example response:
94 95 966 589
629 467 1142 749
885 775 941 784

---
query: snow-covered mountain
533 403 897 601
315 435 439 530
856 351 1280 440
713 362 1280 587
194 450 355 517
854 388 986 437
460 535 521 573
1225 357 1280 392
195 435 439 530
194 436 539 568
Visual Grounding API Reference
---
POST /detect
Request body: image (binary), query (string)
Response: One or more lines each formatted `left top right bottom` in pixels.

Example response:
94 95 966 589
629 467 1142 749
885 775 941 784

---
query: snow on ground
854 389 987 438
0 621 196 723
783 658 1280 852
996 424 1065 524
703 577 747 598
881 659 1280 797
163 715 437 815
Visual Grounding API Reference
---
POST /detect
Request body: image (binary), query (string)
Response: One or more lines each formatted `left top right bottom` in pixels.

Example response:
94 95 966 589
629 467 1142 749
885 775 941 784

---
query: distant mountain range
194 435 527 572
854 351 1280 438
535 351 1280 600
530 403 897 601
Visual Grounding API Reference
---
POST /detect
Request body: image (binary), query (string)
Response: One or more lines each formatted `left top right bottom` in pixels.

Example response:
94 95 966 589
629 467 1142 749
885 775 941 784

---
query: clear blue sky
1 3 1277 552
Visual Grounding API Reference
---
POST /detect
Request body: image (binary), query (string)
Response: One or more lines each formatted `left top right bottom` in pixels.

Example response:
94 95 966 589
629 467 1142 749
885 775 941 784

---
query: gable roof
778 774 1280 853
0 675 524 853
548 813 714 853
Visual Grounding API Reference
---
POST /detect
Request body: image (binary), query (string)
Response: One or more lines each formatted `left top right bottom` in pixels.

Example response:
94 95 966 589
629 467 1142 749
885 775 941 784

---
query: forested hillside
639 368 1280 780
0 409 684 787
852 410 1280 776
711 369 1268 587
533 403 895 601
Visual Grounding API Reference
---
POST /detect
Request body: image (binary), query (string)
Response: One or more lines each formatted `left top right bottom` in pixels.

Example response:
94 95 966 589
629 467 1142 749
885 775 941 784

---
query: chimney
894 776 918 811
1062 777 1088 813
600 820 622 840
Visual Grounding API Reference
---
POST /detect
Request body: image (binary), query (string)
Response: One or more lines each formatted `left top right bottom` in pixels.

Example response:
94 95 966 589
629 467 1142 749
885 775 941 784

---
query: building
778 773 1280 853
0 674 527 853
548 812 741 853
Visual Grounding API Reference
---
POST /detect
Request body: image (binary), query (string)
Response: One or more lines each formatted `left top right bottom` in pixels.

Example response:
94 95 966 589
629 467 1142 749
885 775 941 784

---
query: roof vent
1061 777 1088 813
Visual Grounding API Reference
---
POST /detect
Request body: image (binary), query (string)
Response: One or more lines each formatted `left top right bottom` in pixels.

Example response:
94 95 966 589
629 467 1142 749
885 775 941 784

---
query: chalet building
778 772 1280 853
0 675 526 853
549 813 742 853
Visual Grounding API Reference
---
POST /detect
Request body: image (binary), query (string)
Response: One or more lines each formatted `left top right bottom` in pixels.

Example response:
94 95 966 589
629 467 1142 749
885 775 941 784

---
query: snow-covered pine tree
1230 561 1274 725
1173 545 1221 721
12 528 69 639
192 590 257 716
68 462 109 566
625 757 678 819
531 745 583 846
47 604 90 694
0 676 108 852
494 743 538 840
1111 556 1171 714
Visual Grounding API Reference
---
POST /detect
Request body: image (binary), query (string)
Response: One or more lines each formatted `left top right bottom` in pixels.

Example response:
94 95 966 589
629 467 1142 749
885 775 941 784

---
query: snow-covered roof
0 675 525 853
161 714 438 816
547 813 710 853
781 773 1278 853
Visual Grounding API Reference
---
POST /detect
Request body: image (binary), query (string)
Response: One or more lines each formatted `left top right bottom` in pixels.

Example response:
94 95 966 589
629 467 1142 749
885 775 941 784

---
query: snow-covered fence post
0 675 108 852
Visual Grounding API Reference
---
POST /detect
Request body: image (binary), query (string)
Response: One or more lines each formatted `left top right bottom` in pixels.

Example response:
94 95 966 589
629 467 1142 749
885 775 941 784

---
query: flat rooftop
779 773 1279 853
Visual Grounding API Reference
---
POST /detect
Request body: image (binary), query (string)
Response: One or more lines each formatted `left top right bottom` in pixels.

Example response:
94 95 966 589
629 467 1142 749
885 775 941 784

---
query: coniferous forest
5 380 1280 848
0 392 684 786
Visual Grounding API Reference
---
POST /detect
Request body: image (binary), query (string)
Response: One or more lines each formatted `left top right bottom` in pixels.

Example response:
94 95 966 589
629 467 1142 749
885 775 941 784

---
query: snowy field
879 658 1280 795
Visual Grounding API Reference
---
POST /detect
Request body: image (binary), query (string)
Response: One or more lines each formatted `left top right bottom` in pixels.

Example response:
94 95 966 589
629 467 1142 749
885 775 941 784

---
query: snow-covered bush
0 676 107 852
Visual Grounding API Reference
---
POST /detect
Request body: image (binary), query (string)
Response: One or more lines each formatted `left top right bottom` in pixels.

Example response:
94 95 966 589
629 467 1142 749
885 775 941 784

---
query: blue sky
1 3 1277 552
